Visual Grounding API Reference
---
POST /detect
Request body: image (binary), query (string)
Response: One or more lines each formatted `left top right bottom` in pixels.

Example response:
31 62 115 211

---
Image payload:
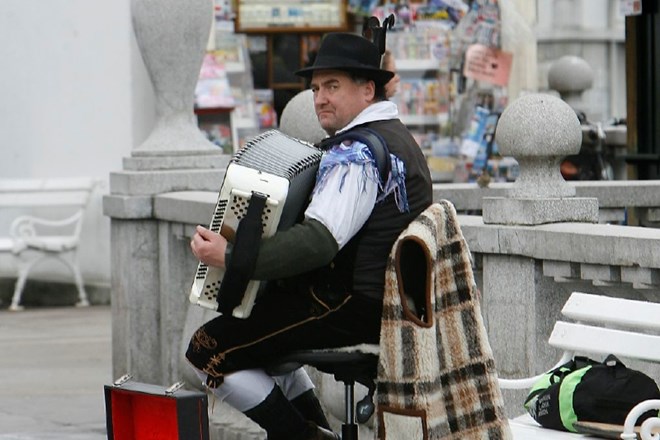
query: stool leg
341 381 359 440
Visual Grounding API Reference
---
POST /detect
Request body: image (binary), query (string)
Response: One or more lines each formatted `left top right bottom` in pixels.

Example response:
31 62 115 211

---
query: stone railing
433 180 660 226
110 179 660 424
456 93 660 416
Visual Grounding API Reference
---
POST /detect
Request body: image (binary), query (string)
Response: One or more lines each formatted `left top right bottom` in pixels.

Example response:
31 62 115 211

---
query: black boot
304 421 341 440
244 385 309 440
291 389 332 430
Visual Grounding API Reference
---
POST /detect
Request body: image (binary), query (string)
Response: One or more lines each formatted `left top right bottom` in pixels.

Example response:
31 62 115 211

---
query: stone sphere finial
548 55 594 93
279 89 327 145
548 56 594 111
484 93 598 225
495 93 581 198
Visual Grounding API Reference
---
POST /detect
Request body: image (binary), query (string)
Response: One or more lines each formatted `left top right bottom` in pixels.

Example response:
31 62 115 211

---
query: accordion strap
216 192 267 314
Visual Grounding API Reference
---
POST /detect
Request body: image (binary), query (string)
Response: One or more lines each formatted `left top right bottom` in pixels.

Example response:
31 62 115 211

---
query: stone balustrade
141 183 660 424
153 191 660 298
433 180 660 225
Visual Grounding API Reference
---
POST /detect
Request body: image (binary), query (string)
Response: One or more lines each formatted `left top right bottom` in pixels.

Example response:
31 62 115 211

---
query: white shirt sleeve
304 162 378 249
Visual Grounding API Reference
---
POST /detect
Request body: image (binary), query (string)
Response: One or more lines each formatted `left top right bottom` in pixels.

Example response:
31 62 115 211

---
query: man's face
310 70 375 135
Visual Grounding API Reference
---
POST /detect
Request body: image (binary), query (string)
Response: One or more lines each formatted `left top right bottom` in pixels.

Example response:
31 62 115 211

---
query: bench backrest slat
561 292 660 332
0 178 96 208
0 177 96 192
0 192 91 207
549 321 660 363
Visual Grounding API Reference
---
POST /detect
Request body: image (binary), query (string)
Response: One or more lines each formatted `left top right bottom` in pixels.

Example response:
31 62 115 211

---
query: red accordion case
104 379 209 440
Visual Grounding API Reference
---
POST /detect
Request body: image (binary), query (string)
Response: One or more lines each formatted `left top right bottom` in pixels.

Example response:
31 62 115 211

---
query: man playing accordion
187 28 432 440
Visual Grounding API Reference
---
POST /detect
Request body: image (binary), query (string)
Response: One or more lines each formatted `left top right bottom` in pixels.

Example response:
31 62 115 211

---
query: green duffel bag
524 354 660 432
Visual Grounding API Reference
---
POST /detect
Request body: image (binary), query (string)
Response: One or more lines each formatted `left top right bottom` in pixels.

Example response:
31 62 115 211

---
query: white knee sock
272 367 315 400
189 364 276 412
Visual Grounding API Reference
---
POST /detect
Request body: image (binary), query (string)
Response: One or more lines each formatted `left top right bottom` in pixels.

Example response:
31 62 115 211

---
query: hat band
311 54 381 71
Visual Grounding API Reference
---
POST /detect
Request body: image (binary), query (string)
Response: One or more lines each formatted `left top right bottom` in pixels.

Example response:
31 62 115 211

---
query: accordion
189 130 322 318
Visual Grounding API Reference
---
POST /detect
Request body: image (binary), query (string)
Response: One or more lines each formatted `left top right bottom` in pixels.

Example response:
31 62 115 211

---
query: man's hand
190 225 227 268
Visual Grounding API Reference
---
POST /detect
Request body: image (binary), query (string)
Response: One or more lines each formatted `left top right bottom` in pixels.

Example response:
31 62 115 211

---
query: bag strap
573 355 600 370
318 127 391 187
603 353 624 367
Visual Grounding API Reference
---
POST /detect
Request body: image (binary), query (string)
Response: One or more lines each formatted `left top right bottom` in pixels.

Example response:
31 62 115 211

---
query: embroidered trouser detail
185 284 372 388
204 301 344 380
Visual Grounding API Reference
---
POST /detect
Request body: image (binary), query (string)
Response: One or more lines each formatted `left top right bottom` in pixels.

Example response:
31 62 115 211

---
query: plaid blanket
376 201 511 439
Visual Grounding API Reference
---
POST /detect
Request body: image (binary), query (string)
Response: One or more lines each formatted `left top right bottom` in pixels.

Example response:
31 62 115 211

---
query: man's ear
363 79 376 101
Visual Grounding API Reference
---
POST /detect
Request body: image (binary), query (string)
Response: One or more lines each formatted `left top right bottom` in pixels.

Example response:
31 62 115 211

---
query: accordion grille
232 130 322 180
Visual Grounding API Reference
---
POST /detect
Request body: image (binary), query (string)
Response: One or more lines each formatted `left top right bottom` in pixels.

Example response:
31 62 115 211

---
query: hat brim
295 65 394 86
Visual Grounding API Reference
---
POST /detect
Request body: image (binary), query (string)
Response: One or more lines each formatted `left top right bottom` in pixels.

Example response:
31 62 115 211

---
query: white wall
0 0 155 286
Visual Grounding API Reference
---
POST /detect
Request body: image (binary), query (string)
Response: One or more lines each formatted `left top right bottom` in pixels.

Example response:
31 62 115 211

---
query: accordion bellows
189 130 322 317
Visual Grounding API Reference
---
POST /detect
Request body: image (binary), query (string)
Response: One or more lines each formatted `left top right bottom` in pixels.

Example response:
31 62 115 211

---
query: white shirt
304 101 399 249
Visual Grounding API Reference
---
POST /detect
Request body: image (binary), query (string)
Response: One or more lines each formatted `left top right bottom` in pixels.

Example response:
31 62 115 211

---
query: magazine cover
195 53 235 109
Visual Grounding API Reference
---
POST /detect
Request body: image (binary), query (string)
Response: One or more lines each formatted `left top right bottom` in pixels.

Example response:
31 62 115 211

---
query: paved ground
0 304 593 440
0 305 269 440
0 304 271 440
0 306 111 439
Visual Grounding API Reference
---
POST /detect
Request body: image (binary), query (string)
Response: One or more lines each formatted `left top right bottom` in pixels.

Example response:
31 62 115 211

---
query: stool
269 349 379 440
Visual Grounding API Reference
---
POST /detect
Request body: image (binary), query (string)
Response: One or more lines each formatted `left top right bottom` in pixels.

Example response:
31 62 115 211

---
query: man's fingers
195 225 215 241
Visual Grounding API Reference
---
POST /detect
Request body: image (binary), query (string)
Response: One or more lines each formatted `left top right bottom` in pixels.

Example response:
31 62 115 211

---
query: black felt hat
295 33 394 85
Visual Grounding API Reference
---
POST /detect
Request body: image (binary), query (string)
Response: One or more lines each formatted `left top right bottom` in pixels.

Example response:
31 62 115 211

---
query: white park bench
0 177 98 311
499 291 660 439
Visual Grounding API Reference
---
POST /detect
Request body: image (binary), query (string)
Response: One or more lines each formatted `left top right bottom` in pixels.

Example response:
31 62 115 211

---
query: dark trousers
186 281 382 386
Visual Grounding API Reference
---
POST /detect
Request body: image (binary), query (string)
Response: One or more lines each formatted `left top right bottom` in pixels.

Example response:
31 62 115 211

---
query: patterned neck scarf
314 139 409 213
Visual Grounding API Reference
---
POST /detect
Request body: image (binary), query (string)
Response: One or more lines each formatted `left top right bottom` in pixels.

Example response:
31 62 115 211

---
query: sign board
236 0 348 33
463 44 513 87
620 0 643 16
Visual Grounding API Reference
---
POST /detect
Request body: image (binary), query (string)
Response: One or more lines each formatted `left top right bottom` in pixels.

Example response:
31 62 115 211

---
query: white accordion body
189 130 322 318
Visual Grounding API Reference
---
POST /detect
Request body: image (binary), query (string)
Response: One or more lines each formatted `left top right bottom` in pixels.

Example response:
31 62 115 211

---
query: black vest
324 119 433 300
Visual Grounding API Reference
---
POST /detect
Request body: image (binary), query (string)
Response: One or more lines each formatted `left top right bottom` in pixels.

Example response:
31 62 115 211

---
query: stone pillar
480 93 599 416
103 0 230 386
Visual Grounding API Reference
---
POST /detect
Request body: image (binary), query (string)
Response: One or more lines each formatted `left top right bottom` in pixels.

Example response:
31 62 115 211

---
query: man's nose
314 89 328 103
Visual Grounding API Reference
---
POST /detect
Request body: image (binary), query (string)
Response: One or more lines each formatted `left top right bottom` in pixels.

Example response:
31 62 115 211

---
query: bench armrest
10 211 84 239
622 399 660 440
497 351 573 390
